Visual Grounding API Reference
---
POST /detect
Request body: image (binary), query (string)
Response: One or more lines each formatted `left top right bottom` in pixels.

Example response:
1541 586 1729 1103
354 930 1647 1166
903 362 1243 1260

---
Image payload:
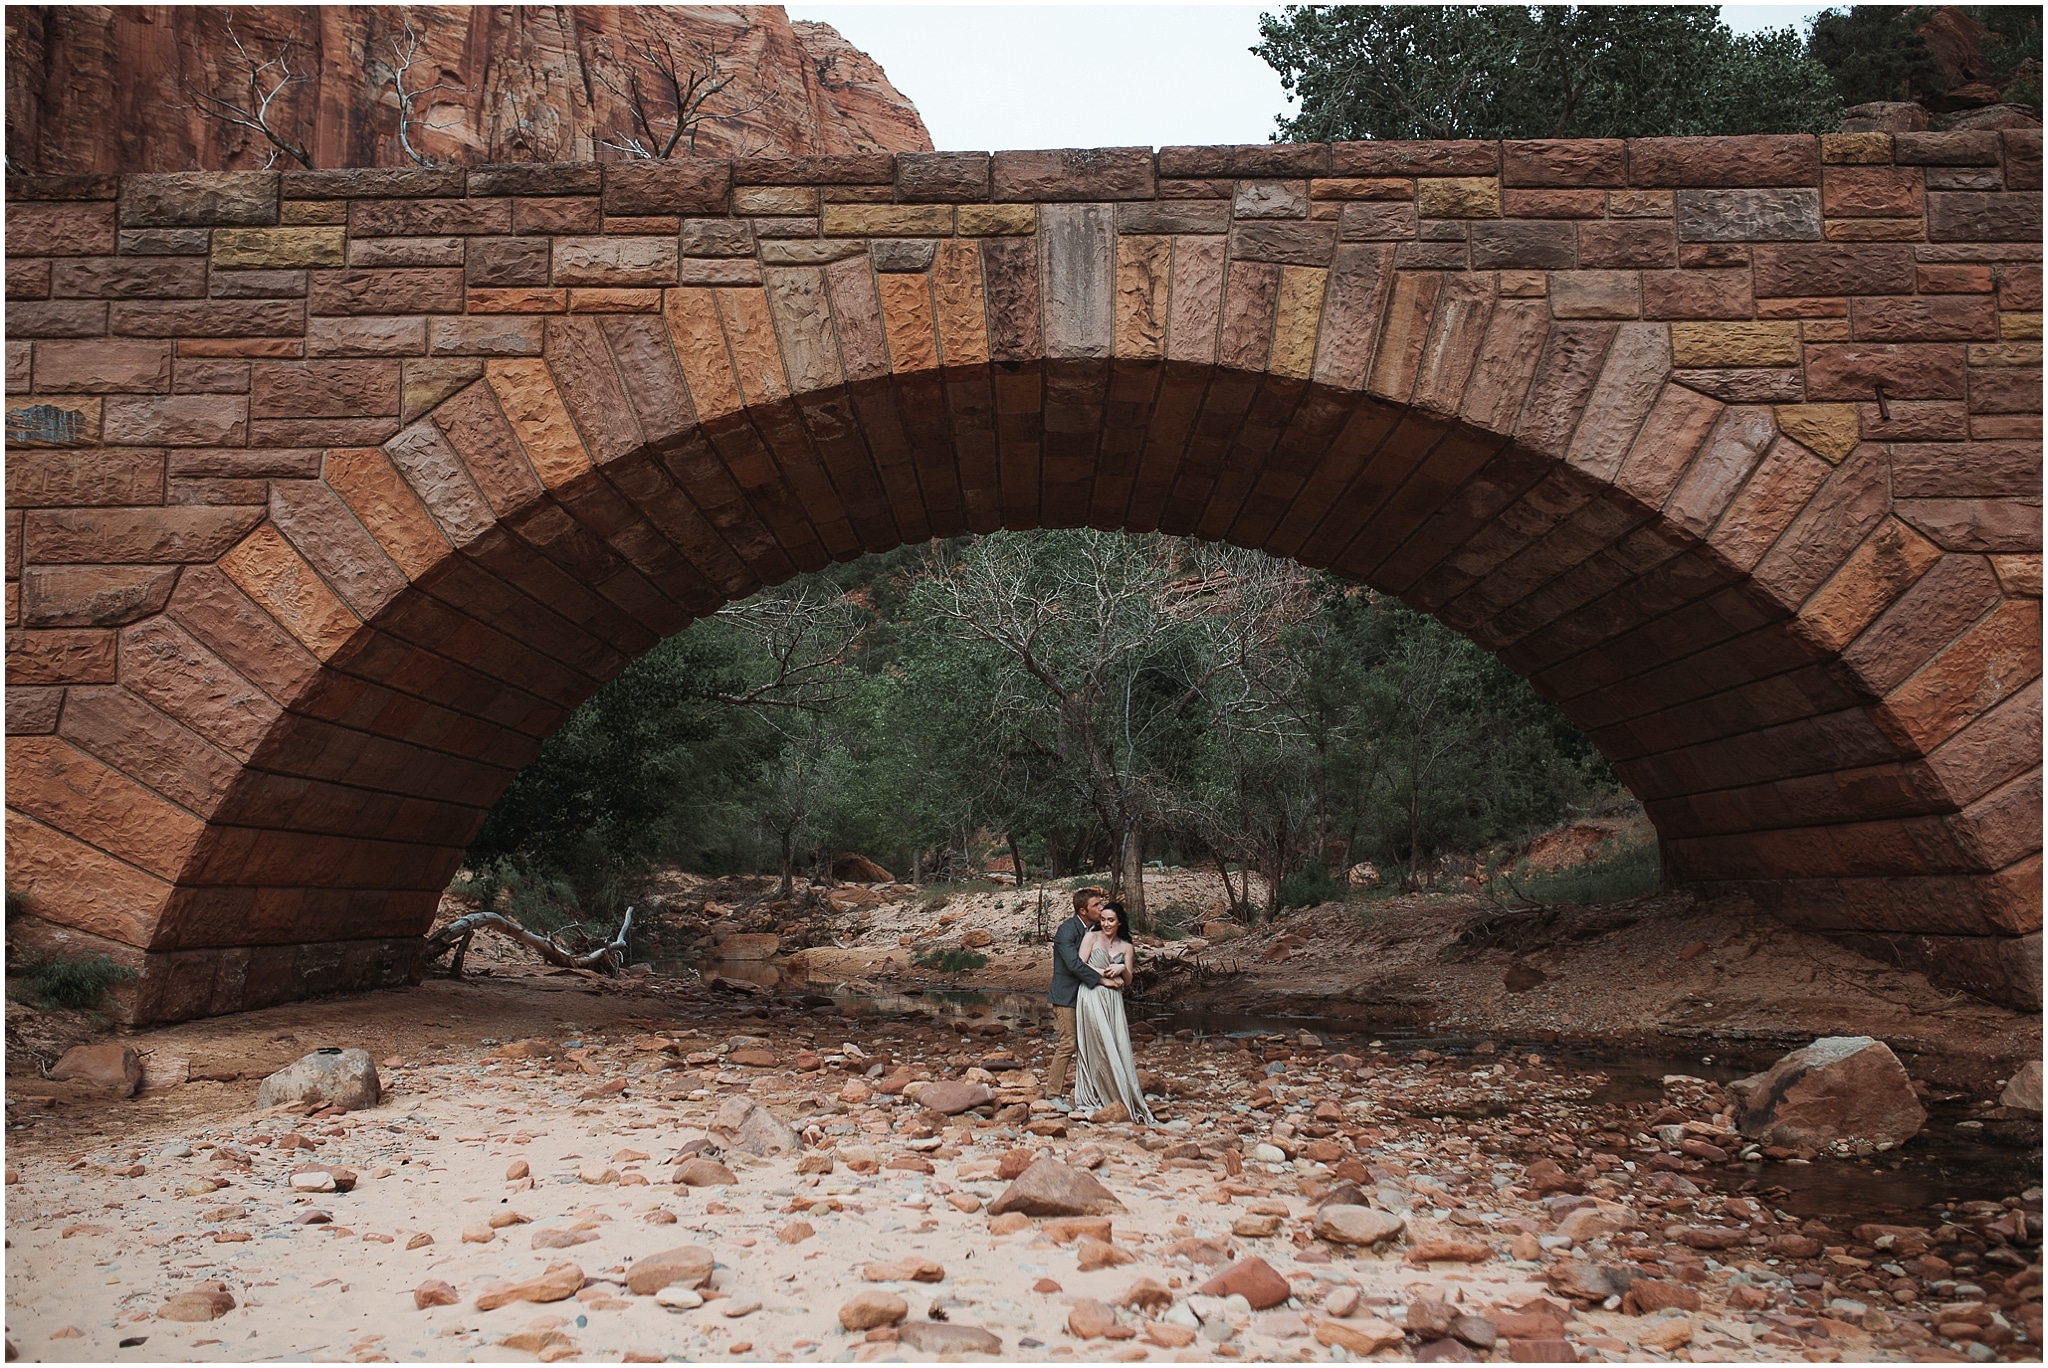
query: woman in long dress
1073 902 1156 1125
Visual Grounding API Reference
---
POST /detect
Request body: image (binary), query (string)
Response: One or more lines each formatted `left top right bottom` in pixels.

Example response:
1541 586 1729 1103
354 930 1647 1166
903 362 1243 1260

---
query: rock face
6 5 932 174
1729 1036 1927 1149
255 1048 380 1111
986 1156 1125 1217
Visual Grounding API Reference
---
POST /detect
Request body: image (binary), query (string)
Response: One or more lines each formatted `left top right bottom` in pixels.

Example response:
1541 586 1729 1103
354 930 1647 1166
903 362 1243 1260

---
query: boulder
1546 1262 1634 1303
1624 1280 1702 1316
986 1156 1125 1217
1407 1300 1457 1338
2001 1059 2041 1112
709 1096 799 1156
1841 100 1930 132
255 1048 380 1112
960 929 993 949
1452 1314 1498 1348
1197 1256 1292 1310
917 1080 995 1115
673 1158 737 1186
1067 1299 1118 1338
1315 1318 1404 1355
625 1246 714 1296
839 1290 908 1331
1416 1338 1476 1362
833 853 895 883
897 1322 1001 1355
1314 1204 1405 1247
1729 1036 1926 1149
49 1043 142 1097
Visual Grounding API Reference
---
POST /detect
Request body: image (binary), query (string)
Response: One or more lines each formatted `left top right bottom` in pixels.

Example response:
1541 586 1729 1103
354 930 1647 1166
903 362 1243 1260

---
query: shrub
1278 863 1346 910
1515 835 1661 905
913 947 990 974
11 953 136 1010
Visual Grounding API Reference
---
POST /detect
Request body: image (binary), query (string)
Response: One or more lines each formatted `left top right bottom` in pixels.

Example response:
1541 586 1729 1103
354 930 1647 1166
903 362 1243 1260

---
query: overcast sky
787 4 1824 151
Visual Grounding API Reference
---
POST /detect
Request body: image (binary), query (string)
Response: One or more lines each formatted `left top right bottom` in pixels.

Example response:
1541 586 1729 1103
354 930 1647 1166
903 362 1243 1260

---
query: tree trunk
779 831 795 900
1119 822 1149 933
1006 831 1027 890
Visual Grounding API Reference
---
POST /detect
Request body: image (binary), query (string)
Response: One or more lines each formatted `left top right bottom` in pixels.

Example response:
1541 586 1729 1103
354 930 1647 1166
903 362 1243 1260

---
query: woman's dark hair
1099 900 1128 939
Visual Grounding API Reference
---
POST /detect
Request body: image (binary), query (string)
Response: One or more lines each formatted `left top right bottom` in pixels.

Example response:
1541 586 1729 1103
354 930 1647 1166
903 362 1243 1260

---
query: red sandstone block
1896 497 2041 552
173 358 254 392
6 627 118 684
6 201 116 256
602 159 731 215
1822 166 1925 218
1887 600 2042 754
1750 242 1915 297
349 197 510 237
992 148 1156 201
249 359 401 419
1158 144 1329 178
1894 130 2003 166
173 337 304 358
1755 295 1848 318
1804 343 1967 400
25 507 262 564
1917 263 1995 293
732 153 893 186
512 197 601 235
1641 268 1753 319
1927 191 2041 242
1997 263 2043 311
1501 188 1606 218
1332 141 1497 176
101 393 247 445
1850 295 1998 341
1502 139 1625 187
109 299 304 337
10 301 108 336
8 257 50 298
895 150 992 202
1968 367 2043 416
464 236 550 287
1630 134 1818 188
51 257 207 298
32 339 171 393
308 268 464 316
6 447 163 508
1577 220 1676 269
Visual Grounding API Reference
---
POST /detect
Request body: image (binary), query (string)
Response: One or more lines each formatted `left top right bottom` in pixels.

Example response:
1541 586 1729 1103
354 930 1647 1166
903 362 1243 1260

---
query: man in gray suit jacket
1045 885 1106 1108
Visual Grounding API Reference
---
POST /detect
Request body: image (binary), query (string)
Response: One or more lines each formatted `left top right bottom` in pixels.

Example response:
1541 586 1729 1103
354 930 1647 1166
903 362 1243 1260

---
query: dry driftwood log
425 906 634 976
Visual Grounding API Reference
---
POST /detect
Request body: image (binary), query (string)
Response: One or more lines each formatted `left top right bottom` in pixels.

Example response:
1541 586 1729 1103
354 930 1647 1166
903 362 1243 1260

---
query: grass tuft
10 953 137 1010
913 947 990 974
1513 834 1661 905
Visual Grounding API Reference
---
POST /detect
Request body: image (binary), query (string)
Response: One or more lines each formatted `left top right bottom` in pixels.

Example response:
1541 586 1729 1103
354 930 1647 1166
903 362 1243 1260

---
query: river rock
625 1246 714 1296
710 1096 799 1156
255 1048 380 1112
674 1157 737 1186
1197 1256 1291 1310
1623 1279 1701 1315
414 1280 459 1309
1323 1286 1361 1318
1315 1318 1404 1354
159 1289 235 1322
1315 1204 1404 1246
714 933 780 960
1118 1278 1173 1312
49 1044 142 1097
2002 1059 2042 1112
475 1261 583 1310
1144 1322 1198 1347
1407 1300 1457 1338
838 1290 908 1330
898 1322 1001 1354
987 1156 1124 1217
1638 1314 1695 1350
1068 1299 1118 1338
917 1080 995 1115
1728 1036 1925 1149
1077 1236 1135 1270
1452 1314 1498 1348
863 1257 944 1283
1546 1261 1635 1302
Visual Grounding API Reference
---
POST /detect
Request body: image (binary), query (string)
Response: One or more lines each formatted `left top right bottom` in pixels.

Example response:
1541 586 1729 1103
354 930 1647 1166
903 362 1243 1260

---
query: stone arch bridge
6 133 2041 1020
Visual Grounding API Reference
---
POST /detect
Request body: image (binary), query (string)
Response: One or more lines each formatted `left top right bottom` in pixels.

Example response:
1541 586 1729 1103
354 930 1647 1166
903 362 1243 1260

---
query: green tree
1255 5 1842 142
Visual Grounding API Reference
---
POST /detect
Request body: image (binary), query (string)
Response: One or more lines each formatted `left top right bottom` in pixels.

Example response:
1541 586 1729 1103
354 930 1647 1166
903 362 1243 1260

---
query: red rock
996 1148 1037 1179
1623 1279 1703 1315
623 1247 713 1296
916 1080 995 1115
838 1291 908 1331
48 1043 142 1097
1521 1159 1584 1194
1508 1338 1580 1362
1076 1237 1135 1271
673 1158 736 1187
413 1279 459 1309
1730 1036 1927 1149
987 1157 1124 1218
1198 1257 1292 1310
474 1261 583 1310
1068 1299 1118 1339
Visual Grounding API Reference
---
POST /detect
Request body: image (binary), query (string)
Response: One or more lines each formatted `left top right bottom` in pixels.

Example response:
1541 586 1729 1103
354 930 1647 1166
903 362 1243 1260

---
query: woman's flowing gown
1074 945 1156 1125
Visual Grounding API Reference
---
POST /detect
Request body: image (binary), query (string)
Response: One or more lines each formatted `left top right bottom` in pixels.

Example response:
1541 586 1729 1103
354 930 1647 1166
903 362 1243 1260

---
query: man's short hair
1072 885 1107 914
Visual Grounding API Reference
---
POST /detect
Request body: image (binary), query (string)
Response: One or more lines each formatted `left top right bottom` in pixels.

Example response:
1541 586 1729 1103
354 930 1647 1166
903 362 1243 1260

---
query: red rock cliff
5 5 932 173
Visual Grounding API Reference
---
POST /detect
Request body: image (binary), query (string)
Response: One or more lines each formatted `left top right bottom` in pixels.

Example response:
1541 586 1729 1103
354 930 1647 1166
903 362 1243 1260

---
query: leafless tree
178 16 315 170
593 29 765 159
382 15 468 168
712 585 869 714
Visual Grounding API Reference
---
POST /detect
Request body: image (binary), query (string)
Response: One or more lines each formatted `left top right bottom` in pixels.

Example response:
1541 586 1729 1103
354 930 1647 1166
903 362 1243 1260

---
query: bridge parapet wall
5 133 2041 1019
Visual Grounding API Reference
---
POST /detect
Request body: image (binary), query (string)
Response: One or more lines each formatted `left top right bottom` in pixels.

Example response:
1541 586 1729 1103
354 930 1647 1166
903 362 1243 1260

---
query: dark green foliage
11 953 136 1010
1277 863 1346 910
1255 5 1841 142
1511 833 1663 905
1807 6 1947 104
913 947 990 974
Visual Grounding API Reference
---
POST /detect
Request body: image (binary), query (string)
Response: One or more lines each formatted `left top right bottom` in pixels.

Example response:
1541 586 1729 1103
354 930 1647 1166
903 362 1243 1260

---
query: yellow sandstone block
1821 133 1893 164
1269 266 1328 380
1671 321 1801 368
957 204 1037 236
210 227 346 269
1772 404 1861 464
822 204 955 237
1417 178 1501 219
1998 313 2043 341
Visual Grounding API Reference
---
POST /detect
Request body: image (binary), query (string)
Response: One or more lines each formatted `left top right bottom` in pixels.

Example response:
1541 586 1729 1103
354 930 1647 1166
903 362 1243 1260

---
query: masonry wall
4 132 2040 1020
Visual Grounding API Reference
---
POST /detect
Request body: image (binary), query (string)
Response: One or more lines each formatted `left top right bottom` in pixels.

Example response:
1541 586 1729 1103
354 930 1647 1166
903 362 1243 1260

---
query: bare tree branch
384 15 468 169
593 28 767 159
425 906 635 976
176 17 315 170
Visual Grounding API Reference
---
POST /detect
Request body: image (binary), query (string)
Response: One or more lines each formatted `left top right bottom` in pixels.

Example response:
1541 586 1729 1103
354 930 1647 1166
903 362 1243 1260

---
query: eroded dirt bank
7 878 2043 1365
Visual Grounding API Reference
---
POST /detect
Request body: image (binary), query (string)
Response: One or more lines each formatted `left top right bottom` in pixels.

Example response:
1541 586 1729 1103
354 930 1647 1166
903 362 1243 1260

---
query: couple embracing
1044 886 1155 1125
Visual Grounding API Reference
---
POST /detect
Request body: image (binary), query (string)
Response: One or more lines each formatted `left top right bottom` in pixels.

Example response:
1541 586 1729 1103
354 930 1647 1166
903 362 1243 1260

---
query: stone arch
5 137 2038 1017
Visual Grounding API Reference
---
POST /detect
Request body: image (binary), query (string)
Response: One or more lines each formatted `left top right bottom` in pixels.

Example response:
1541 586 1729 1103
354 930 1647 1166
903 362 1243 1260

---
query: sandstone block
992 148 1154 201
33 341 170 393
551 237 677 286
121 173 277 227
251 360 399 418
1197 1256 1291 1310
822 203 954 237
23 566 176 627
1773 404 1860 462
1418 177 1502 218
987 1156 1125 1217
1314 1204 1405 1246
211 227 345 269
957 204 1036 236
308 268 462 316
898 1322 1001 1355
1548 270 1640 319
1676 189 1821 241
466 237 551 287
9 201 117 256
603 160 730 215
1628 135 1818 188
350 197 510 237
1316 1317 1405 1355
474 1261 583 1311
255 1048 380 1110
1671 321 1801 367
102 394 247 446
